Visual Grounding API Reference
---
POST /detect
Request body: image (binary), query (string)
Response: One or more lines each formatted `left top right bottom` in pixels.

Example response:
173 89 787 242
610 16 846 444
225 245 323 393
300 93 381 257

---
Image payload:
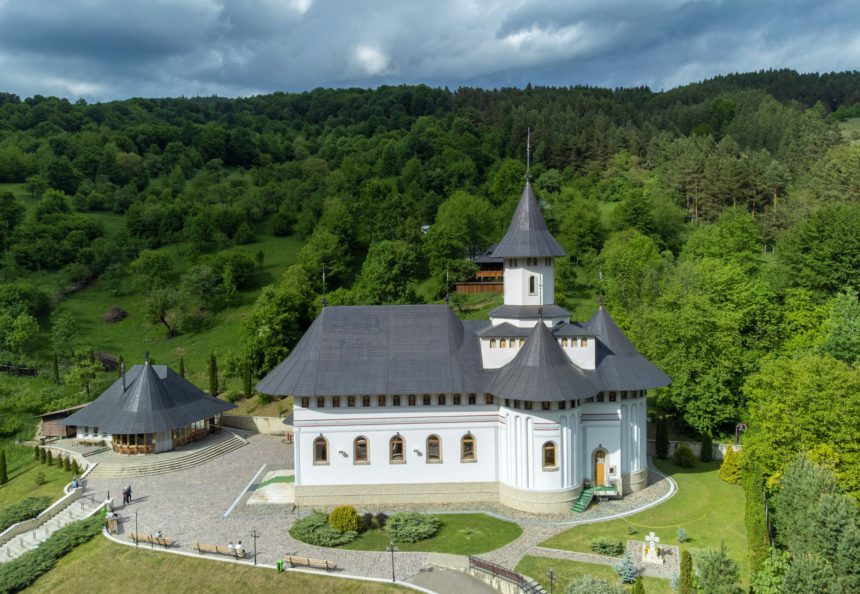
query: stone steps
89 434 246 479
0 500 101 563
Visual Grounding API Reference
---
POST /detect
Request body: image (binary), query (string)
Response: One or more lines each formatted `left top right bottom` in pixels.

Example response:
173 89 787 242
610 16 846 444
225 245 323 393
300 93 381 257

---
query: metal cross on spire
321 266 327 307
598 270 605 307
526 127 531 181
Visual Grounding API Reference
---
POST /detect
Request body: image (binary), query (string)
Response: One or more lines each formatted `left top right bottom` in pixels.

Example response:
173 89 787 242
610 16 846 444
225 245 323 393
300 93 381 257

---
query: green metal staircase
572 485 618 513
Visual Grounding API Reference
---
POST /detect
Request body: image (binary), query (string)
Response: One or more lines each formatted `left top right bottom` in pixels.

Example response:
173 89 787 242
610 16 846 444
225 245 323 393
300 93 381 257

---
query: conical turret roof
62 359 235 434
584 306 671 391
491 320 599 401
491 181 566 258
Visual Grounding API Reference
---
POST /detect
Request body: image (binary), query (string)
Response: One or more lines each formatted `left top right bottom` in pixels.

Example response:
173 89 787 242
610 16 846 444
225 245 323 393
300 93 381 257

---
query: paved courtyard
84 434 676 585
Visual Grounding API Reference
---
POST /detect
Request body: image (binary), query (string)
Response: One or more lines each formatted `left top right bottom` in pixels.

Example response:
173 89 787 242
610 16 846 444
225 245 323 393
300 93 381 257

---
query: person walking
126 484 133 504
121 486 128 505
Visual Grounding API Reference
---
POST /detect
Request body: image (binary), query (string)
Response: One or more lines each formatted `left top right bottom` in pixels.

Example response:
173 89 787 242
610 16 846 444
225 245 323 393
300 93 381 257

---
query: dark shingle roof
490 304 570 320
584 306 671 391
552 322 594 337
256 305 491 397
62 362 235 434
476 322 533 338
491 181 566 258
491 321 600 401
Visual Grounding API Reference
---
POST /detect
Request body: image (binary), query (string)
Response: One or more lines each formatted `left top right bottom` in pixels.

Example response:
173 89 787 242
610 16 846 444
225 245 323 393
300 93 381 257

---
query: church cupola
491 180 565 310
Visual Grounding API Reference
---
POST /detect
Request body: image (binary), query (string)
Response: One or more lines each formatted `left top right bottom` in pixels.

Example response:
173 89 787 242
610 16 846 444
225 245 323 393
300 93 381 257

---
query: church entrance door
594 450 606 486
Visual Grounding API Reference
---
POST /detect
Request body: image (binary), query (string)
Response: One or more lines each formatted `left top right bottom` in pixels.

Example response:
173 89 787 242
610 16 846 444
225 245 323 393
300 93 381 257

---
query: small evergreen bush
0 450 7 485
672 444 696 468
0 515 102 592
33 445 40 460
328 505 362 533
375 512 389 529
34 471 46 486
290 512 357 547
385 512 441 543
71 459 81 475
631 575 646 594
566 575 626 594
590 536 625 556
613 552 639 583
362 512 374 531
699 433 713 462
63 455 72 471
719 446 742 484
0 496 53 532
677 527 688 543
45 450 53 466
38 447 46 464
678 549 694 594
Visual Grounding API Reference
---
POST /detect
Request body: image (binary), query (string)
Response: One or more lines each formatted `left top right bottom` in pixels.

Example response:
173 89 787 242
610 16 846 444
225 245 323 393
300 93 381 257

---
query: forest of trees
0 69 858 587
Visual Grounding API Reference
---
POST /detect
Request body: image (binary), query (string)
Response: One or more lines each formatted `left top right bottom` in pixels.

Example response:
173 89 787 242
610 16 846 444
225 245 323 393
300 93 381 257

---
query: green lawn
0 443 74 509
336 513 522 555
25 535 409 594
516 556 672 594
541 459 748 581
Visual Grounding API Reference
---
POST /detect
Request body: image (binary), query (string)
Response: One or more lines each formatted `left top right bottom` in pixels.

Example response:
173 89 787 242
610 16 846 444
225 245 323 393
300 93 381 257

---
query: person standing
126 484 133 504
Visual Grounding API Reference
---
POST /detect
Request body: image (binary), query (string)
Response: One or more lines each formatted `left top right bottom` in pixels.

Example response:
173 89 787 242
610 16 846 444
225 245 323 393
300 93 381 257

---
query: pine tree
631 575 646 594
613 552 639 584
179 355 185 378
656 417 669 460
52 352 60 385
0 450 7 485
33 445 40 460
678 549 694 594
46 449 53 466
700 432 713 462
719 446 742 484
63 454 71 471
38 447 46 464
243 361 252 397
209 352 218 395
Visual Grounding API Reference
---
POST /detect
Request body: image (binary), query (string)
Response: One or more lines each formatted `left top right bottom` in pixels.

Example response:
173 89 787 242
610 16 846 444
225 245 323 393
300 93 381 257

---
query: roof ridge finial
145 351 150 365
526 127 531 182
321 265 327 307
598 270 605 307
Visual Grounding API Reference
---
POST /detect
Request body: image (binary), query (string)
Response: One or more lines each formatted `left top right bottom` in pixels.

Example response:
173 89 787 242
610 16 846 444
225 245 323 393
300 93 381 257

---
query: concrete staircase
0 498 101 562
89 433 246 479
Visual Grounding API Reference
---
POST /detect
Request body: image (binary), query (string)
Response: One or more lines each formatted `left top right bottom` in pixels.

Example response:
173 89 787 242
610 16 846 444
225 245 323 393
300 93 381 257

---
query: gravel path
531 546 677 578
85 436 676 585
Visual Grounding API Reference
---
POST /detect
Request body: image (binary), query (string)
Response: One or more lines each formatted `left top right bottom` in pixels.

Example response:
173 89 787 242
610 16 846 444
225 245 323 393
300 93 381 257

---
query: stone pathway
528 546 676 579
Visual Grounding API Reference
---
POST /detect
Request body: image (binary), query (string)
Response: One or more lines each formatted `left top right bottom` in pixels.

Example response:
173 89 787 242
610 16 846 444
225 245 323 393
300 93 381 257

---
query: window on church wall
543 442 558 470
519 339 525 347
453 394 461 405
559 401 566 410
332 396 340 408
561 338 568 347
362 395 370 407
621 392 627 400
545 258 551 266
586 396 594 403
529 276 536 295
426 435 441 463
609 392 617 402
524 401 533 410
499 339 507 348
485 394 494 405
313 436 328 465
393 395 401 406
469 394 477 405
390 435 405 463
461 434 476 462
316 397 325 408
542 401 551 411
513 400 521 409
378 395 386 407
301 397 309 408
354 436 369 464
347 396 355 407
596 393 605 403
489 339 496 349
423 394 431 406
580 338 587 347
437 394 446 405
408 394 416 406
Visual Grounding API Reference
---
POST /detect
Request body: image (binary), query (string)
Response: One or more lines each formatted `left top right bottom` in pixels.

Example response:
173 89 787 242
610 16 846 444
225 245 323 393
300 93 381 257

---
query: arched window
490 339 497 349
313 436 328 465
499 339 507 348
301 397 309 408
543 441 558 469
362 395 371 407
390 434 405 463
562 338 569 347
426 435 441 463
354 436 368 464
461 433 476 462
519 339 525 347
529 275 536 294
580 338 587 347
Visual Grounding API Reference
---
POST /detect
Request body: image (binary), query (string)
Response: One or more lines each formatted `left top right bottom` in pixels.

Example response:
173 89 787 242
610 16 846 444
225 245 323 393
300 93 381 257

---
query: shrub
627 525 636 535
656 417 669 460
565 575 626 594
63 455 72 471
290 512 357 547
700 432 713 462
719 446 742 485
678 549 694 594
590 537 625 556
673 444 696 468
45 450 53 466
362 512 374 531
631 575 645 594
375 512 389 529
71 459 81 475
0 450 6 485
34 471 46 486
328 505 362 533
613 552 639 583
385 512 441 543
33 445 39 460
677 527 688 543
0 496 53 532
38 447 46 464
0 515 102 592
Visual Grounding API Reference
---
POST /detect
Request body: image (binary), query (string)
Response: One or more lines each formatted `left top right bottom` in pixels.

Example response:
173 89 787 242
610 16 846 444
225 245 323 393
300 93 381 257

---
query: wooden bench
193 542 246 559
284 555 337 571
128 532 174 548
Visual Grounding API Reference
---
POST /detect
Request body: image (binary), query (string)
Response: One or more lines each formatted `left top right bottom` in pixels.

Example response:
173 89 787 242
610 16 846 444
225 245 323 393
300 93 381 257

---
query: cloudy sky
0 0 857 101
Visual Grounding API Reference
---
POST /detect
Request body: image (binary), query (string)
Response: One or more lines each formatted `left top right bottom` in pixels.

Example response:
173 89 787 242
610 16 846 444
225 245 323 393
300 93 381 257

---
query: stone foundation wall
627 467 648 493
221 415 292 436
294 481 499 508
497 482 581 514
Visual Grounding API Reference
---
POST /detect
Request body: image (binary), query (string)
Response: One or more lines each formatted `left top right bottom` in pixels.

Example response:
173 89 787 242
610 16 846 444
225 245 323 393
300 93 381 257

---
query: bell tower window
529 275 536 295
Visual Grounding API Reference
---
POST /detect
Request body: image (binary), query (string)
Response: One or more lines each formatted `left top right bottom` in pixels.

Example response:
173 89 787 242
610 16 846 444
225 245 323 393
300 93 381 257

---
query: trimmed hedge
385 512 441 543
673 444 697 468
0 514 102 592
329 505 362 533
590 536 625 556
0 496 53 533
290 512 357 547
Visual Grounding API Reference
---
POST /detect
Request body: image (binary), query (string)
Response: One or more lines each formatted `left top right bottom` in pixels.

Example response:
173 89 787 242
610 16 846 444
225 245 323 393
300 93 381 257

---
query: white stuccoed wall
503 260 554 306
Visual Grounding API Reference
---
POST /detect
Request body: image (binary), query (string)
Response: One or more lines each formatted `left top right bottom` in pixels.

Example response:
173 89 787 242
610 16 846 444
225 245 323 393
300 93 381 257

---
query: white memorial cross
645 532 660 550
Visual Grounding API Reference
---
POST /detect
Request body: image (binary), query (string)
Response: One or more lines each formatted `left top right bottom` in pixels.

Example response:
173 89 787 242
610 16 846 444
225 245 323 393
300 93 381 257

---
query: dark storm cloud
0 0 856 101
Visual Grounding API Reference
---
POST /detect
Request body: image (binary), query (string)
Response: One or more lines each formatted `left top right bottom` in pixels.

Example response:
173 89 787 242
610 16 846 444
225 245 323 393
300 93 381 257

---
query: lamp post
547 568 555 594
387 541 397 582
251 528 258 565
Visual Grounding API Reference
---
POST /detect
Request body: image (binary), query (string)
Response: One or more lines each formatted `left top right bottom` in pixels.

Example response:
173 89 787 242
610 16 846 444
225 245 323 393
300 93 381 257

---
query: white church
258 180 670 514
